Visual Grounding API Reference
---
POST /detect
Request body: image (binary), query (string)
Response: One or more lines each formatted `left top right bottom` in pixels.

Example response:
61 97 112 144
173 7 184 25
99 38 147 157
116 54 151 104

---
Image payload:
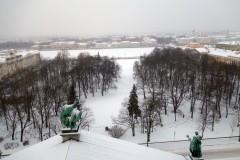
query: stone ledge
60 128 81 142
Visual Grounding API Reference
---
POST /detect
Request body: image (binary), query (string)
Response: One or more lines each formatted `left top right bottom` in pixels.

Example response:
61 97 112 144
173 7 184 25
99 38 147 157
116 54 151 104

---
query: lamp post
238 94 240 142
238 121 240 142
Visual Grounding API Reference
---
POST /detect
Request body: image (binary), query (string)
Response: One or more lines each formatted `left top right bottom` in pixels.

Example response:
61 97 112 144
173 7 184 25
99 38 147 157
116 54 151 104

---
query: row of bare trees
133 47 240 137
0 50 120 142
70 52 121 98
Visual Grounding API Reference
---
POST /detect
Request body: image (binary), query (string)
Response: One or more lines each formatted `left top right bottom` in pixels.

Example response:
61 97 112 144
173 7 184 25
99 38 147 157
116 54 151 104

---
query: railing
138 136 240 151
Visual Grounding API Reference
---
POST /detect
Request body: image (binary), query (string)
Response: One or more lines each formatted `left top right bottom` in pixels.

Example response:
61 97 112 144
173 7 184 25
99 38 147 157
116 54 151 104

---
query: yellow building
0 50 40 80
188 42 204 48
177 37 212 45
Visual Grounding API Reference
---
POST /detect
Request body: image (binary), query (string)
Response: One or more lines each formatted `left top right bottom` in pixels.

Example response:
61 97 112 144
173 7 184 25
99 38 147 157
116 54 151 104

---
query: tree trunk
132 121 135 136
12 129 15 140
21 129 24 142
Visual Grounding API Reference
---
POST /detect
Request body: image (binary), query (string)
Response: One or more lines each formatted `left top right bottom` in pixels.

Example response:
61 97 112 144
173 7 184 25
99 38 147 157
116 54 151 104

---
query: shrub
108 126 126 139
4 142 20 150
23 140 29 146
0 137 3 143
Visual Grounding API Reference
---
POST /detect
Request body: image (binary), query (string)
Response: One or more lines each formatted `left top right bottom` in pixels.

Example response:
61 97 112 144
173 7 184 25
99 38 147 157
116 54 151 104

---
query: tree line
0 50 121 142
113 47 240 140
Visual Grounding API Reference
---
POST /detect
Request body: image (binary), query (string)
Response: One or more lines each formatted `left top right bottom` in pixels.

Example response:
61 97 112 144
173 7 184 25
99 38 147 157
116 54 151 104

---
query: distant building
31 45 40 50
50 41 76 49
177 37 212 45
149 39 157 46
188 42 204 48
130 42 141 47
120 41 131 48
194 47 209 54
76 43 87 49
141 37 157 47
0 50 40 79
124 36 139 42
111 42 121 48
96 43 108 49
216 41 240 51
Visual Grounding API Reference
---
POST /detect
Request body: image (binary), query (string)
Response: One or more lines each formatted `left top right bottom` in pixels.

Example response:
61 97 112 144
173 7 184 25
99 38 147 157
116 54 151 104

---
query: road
171 144 240 160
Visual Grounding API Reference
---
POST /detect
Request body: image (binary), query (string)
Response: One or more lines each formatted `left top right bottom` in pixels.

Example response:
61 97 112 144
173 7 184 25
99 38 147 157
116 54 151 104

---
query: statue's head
63 101 68 105
195 131 198 135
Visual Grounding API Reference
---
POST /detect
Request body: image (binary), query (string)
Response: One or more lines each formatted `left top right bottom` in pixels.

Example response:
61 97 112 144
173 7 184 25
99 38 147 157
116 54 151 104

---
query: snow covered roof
208 48 240 58
78 43 87 45
4 130 185 160
217 41 240 45
121 41 130 43
0 57 6 62
53 41 75 44
195 48 209 53
16 50 39 57
150 39 157 42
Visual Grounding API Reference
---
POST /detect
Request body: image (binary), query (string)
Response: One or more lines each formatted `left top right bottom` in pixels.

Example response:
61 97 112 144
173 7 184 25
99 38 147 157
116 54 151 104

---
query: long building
0 50 40 79
177 37 212 45
216 41 240 51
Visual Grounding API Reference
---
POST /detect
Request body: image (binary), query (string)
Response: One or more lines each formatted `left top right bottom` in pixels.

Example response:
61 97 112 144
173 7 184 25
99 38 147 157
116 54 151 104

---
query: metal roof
4 130 185 160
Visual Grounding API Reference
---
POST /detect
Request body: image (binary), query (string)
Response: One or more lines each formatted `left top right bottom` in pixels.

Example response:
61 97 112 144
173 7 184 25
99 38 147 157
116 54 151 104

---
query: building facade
177 37 212 45
0 50 40 79
216 41 240 51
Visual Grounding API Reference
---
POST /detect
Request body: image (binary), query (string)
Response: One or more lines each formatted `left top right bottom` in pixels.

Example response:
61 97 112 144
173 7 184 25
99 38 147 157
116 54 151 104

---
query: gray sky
0 0 240 39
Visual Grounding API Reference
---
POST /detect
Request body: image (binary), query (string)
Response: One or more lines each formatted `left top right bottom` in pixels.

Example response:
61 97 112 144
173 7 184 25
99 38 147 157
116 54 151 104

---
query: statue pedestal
60 128 81 142
185 155 204 160
61 128 79 133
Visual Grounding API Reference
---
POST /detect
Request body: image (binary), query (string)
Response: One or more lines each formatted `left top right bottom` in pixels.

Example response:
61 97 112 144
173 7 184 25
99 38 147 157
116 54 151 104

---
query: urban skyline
0 0 240 39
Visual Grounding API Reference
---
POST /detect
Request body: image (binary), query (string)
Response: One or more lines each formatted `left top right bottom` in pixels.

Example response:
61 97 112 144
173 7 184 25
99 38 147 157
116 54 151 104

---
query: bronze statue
60 100 82 130
186 131 202 158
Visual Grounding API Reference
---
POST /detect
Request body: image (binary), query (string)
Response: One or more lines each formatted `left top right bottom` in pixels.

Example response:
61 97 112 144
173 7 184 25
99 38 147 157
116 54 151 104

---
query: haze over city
1 1 240 159
0 0 240 39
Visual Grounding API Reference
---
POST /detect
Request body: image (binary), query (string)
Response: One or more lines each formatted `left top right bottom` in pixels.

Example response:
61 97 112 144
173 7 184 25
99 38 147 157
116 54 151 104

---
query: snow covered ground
40 47 240 144
1 47 240 158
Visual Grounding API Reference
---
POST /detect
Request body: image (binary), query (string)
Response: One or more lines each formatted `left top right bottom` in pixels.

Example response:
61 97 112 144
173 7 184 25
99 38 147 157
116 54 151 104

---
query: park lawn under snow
0 47 239 155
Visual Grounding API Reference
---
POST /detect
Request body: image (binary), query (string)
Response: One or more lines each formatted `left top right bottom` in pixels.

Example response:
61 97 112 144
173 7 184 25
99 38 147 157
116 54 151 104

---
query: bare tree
112 99 136 134
79 106 95 130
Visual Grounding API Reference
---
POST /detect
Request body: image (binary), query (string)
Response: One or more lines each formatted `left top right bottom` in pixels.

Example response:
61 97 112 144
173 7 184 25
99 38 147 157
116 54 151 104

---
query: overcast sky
0 0 240 39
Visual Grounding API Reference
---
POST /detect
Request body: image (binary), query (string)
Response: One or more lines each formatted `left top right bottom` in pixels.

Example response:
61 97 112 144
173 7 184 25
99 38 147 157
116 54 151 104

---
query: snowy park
0 47 240 157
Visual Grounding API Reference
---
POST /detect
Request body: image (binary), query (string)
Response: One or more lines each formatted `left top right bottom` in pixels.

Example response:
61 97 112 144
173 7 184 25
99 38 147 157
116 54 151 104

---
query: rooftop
195 48 209 53
4 130 185 160
208 48 240 58
217 41 240 45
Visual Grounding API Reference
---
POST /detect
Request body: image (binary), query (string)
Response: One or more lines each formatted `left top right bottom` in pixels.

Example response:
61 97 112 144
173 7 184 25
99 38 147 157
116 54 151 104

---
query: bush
0 137 3 143
108 126 126 139
4 142 20 150
23 140 29 146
